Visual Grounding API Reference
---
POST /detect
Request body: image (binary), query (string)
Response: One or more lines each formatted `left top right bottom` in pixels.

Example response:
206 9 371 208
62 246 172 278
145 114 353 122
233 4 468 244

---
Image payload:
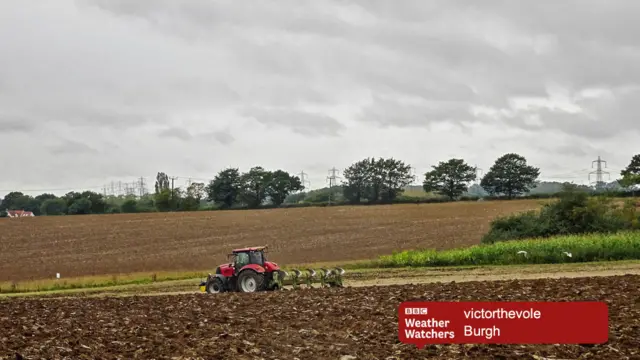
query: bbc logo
405 307 428 315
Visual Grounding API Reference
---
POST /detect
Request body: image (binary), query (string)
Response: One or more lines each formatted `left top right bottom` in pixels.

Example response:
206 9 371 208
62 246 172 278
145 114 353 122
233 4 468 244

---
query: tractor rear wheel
206 277 224 293
238 270 264 293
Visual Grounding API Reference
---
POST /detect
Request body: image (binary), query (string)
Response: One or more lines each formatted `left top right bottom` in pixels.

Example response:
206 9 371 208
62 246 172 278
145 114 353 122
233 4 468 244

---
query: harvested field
1 275 638 359
0 200 543 282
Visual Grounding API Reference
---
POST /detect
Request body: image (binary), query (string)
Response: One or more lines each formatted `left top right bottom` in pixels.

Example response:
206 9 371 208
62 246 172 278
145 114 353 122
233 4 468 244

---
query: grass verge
0 260 359 295
368 231 640 268
0 271 209 295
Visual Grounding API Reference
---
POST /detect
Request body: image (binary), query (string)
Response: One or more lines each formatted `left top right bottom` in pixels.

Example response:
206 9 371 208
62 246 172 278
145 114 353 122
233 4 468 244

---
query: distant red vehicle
201 246 287 293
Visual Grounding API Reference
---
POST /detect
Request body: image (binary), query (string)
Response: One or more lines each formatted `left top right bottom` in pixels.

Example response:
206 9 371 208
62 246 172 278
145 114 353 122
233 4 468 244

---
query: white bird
563 252 572 257
517 251 528 257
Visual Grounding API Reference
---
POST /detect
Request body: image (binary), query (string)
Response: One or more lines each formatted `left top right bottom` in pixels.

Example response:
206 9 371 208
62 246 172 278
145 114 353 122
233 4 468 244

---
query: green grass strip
374 231 640 268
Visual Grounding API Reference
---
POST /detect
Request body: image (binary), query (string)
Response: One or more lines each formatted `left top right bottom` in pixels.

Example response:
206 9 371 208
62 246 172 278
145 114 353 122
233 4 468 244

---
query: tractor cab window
249 251 263 265
235 252 250 268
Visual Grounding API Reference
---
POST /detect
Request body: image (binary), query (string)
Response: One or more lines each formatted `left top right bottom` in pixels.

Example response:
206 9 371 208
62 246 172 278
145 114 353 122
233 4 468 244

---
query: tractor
199 246 345 293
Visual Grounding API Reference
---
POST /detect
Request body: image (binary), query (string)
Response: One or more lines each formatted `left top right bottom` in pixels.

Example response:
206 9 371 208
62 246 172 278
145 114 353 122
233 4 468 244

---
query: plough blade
285 267 345 289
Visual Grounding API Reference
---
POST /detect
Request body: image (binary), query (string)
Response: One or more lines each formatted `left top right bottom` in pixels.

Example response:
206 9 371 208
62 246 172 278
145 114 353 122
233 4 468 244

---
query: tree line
2 153 640 216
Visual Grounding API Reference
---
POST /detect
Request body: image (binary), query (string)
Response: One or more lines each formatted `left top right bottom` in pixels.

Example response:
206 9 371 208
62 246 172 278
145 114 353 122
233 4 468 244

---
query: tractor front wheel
238 270 264 293
206 277 224 294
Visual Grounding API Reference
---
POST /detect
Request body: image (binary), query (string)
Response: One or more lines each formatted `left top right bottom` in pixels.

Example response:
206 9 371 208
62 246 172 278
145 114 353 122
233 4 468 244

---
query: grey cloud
552 145 590 158
158 127 235 145
358 96 474 128
158 127 193 141
211 131 234 145
194 130 235 145
48 140 99 155
498 86 640 140
0 117 34 133
241 107 345 137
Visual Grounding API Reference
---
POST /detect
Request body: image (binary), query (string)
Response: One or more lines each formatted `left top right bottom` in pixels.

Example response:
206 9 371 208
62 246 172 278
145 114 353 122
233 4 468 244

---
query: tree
265 170 304 206
206 168 242 208
187 182 205 203
62 191 82 211
80 191 106 214
121 199 138 213
342 157 414 204
0 192 30 211
480 153 540 199
154 188 172 212
155 172 170 194
181 182 205 211
239 166 272 208
423 158 477 200
621 154 640 189
35 193 57 202
374 158 414 202
41 198 67 215
68 198 92 214
342 159 372 204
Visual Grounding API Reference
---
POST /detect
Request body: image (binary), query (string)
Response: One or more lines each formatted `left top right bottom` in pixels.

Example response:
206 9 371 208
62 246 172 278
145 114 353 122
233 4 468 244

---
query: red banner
398 301 608 345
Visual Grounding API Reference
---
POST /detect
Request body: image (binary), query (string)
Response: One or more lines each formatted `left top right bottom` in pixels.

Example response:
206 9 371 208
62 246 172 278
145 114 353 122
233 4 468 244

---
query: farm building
6 210 35 218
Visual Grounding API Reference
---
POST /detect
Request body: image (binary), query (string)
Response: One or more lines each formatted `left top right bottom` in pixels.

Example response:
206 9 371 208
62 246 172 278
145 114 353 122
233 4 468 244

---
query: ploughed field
0 200 542 282
1 275 638 359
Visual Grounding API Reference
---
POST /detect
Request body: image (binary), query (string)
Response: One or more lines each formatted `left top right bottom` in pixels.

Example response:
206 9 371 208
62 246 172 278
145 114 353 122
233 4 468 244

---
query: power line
0 185 105 193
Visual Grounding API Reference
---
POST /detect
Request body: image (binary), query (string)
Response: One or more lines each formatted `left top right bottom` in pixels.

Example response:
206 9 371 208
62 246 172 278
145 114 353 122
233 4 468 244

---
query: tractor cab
230 246 266 271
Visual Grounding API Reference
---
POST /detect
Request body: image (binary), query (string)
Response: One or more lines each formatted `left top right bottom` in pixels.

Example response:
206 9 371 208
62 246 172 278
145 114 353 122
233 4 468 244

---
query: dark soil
1 275 639 359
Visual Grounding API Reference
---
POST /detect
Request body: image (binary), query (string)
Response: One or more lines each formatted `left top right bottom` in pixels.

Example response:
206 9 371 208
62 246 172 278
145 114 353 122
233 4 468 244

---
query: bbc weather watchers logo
405 307 428 315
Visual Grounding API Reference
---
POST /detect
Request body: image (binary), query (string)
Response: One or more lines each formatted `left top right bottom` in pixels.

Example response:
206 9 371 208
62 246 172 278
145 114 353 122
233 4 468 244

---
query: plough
198 246 345 293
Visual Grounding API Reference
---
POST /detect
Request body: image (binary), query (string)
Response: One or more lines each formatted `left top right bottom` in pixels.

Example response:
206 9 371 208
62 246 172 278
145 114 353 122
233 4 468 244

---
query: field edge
3 259 640 298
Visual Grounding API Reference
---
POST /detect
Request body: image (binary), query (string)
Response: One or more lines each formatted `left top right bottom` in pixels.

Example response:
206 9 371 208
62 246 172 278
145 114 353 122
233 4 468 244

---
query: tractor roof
232 246 267 253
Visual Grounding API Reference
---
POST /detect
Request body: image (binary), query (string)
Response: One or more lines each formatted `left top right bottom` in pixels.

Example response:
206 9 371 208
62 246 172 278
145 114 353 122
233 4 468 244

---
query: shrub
482 184 640 244
121 199 138 213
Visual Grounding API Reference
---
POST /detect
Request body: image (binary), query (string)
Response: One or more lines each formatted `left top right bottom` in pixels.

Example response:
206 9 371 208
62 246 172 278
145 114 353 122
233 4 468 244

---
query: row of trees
0 191 111 216
204 167 304 209
3 153 640 215
423 153 540 201
334 153 540 204
421 153 640 201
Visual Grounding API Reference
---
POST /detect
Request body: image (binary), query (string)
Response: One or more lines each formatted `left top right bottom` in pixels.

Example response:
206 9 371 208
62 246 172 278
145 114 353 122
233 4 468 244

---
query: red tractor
200 246 287 293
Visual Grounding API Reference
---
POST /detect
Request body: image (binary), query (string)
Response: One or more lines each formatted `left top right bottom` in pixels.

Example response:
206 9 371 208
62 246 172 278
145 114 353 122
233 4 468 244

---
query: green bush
121 199 138 213
375 231 640 267
482 185 640 244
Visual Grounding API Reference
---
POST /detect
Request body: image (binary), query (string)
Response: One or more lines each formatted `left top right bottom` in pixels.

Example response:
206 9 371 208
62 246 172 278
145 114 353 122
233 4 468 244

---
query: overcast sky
1 0 639 196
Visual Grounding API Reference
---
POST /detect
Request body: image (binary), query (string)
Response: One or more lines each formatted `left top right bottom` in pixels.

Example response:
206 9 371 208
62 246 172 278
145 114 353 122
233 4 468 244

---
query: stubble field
0 200 544 282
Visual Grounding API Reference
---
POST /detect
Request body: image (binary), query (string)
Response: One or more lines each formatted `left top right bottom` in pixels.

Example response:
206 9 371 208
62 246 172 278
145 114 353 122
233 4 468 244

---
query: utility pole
170 176 178 198
327 167 340 205
589 155 610 189
298 171 310 190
